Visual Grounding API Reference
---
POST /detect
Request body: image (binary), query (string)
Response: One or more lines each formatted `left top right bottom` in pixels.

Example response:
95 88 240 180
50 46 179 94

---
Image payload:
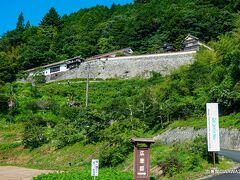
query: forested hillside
1 0 240 179
0 0 239 83
1 22 240 177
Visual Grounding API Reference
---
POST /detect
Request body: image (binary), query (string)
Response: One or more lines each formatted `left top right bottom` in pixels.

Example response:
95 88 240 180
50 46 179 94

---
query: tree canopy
0 0 239 83
40 7 62 29
16 12 25 31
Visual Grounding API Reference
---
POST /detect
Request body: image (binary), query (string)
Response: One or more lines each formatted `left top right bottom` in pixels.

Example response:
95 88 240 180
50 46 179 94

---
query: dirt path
0 166 54 180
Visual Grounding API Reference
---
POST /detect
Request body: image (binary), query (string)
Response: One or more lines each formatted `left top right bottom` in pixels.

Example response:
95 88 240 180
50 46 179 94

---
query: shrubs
0 94 9 113
22 115 48 148
99 144 129 167
189 136 209 161
26 99 58 113
157 136 209 177
32 70 46 85
160 155 183 177
99 118 145 167
34 169 132 180
52 119 84 148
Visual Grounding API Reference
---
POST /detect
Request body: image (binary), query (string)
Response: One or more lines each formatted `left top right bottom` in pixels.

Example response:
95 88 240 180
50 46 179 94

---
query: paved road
204 149 240 180
218 149 240 163
0 166 54 180
204 168 240 180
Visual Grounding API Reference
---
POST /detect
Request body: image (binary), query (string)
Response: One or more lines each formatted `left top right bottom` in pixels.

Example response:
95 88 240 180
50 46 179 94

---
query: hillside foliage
1 1 240 177
1 20 240 167
0 0 239 83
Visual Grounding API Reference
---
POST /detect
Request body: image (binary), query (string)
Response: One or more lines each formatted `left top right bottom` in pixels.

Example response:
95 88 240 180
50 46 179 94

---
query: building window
50 66 60 73
186 43 193 47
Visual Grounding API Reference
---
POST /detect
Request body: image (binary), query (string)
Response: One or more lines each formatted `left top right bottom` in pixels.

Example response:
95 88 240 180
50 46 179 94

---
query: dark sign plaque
134 147 150 179
131 138 155 180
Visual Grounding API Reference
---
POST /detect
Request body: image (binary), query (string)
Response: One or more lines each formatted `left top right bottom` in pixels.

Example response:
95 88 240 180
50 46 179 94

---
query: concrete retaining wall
154 127 240 151
45 51 195 82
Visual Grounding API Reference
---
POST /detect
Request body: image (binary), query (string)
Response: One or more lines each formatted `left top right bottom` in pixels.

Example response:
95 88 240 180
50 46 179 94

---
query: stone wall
45 51 195 82
154 127 240 151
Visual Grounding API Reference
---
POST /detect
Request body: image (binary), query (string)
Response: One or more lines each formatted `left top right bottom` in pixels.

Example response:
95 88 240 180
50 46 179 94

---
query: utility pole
159 104 164 128
85 63 90 111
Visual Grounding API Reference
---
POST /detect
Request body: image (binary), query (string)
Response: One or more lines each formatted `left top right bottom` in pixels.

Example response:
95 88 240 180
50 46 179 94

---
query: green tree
16 12 25 31
22 115 48 148
40 7 62 30
21 27 58 68
97 36 119 54
0 51 19 83
134 0 150 3
25 20 31 29
5 12 26 47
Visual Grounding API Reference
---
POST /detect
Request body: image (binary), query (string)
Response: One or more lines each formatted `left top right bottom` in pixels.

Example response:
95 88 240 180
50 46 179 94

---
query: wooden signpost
131 138 155 180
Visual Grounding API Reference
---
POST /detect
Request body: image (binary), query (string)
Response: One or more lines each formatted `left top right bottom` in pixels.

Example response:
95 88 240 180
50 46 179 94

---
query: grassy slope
0 123 234 180
0 79 239 179
167 113 240 130
1 79 150 170
0 122 98 171
0 123 236 179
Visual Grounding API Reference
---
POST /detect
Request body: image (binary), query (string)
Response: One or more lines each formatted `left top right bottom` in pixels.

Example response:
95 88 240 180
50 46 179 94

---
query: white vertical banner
206 103 220 152
91 159 99 177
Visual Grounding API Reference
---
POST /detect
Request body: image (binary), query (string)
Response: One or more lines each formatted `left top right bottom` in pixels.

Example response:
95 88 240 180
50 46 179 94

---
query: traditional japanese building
182 34 200 51
86 47 133 61
182 34 212 51
162 42 175 52
26 56 84 77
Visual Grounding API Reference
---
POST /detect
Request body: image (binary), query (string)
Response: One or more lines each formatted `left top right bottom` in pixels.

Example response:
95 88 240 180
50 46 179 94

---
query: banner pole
213 152 216 167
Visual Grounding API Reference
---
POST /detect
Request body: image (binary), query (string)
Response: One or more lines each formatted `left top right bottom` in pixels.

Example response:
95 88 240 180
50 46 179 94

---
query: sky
0 0 133 35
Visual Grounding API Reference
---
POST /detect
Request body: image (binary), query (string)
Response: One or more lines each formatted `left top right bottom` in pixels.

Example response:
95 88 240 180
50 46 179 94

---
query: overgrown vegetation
1 79 154 167
34 169 132 180
158 137 211 177
32 137 230 179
